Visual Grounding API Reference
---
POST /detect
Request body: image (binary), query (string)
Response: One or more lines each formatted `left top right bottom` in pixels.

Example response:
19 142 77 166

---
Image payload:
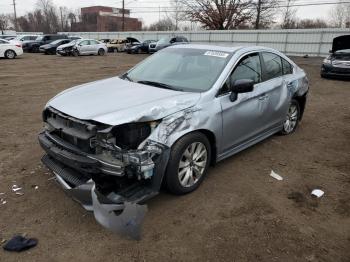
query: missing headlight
112 123 152 150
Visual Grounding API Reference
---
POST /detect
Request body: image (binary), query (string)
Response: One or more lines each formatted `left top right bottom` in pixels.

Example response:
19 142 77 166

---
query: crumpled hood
47 77 201 126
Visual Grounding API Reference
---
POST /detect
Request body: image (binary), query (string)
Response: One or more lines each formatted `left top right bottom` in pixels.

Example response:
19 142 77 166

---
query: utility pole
60 7 64 31
122 0 125 32
12 0 17 31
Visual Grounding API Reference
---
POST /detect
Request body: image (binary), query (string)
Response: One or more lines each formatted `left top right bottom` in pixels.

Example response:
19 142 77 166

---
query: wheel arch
293 93 307 121
170 129 217 167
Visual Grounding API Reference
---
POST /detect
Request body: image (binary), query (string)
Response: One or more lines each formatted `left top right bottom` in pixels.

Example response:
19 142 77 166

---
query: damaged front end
39 107 170 237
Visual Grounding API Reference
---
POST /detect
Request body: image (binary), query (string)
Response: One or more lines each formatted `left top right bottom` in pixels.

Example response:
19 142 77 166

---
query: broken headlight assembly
93 121 163 179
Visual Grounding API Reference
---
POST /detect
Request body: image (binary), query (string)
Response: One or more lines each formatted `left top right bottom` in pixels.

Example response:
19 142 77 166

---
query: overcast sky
0 0 332 26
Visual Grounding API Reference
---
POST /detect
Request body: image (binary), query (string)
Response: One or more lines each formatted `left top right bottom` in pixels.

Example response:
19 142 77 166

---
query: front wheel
280 99 300 135
165 132 211 195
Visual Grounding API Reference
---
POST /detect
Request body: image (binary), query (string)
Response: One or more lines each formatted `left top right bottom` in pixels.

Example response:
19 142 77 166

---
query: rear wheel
98 48 105 56
280 99 300 135
165 132 211 195
5 50 16 59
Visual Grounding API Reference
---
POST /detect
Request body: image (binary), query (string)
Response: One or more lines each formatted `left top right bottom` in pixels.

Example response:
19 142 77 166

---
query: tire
165 132 211 195
280 99 300 135
32 46 39 53
72 49 79 57
5 50 16 59
137 48 142 54
98 48 105 56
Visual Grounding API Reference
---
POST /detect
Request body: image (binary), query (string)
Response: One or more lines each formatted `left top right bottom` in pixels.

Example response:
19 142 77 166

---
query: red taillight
16 44 22 48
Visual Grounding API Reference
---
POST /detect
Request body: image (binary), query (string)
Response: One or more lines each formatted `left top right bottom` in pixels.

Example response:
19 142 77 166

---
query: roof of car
168 44 274 54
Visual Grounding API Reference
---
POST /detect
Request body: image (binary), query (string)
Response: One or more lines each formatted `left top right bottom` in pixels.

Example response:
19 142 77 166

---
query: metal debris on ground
311 189 324 198
1 198 7 205
15 192 24 196
270 170 283 181
11 185 22 192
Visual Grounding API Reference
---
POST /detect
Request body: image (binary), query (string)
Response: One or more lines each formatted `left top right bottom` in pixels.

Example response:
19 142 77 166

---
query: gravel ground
0 53 349 262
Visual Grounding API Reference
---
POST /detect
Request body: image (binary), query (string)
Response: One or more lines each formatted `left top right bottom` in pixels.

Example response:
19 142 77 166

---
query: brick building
71 6 142 32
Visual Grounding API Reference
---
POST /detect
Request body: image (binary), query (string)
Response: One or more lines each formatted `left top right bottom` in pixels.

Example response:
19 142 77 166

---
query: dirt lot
0 52 349 262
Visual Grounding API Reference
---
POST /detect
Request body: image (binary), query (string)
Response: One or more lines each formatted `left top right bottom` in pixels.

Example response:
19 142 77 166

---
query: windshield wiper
137 80 181 91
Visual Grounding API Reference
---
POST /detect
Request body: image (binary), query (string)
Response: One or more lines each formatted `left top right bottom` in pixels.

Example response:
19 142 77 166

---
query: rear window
281 58 293 75
262 52 283 80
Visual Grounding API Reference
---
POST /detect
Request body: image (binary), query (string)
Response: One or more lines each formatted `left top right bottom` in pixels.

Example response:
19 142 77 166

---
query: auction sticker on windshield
204 51 230 58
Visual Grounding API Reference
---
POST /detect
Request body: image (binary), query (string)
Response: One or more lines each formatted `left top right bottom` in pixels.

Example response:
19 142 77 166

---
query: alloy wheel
283 103 299 134
178 142 208 188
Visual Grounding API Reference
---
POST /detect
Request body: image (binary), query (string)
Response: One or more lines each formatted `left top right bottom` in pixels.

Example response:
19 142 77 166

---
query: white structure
61 28 350 57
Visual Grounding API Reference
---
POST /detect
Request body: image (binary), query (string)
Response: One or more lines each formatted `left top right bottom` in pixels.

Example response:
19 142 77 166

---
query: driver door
78 40 90 54
219 52 269 153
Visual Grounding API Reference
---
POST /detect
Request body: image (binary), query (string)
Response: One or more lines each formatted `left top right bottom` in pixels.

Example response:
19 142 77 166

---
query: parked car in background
39 39 73 55
22 34 68 53
107 37 140 52
39 45 309 232
57 39 107 56
149 36 189 53
10 35 38 44
321 35 350 79
68 36 82 40
0 39 23 59
126 40 156 54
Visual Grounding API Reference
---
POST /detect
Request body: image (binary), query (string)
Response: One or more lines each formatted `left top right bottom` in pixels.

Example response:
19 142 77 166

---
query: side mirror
229 79 254 102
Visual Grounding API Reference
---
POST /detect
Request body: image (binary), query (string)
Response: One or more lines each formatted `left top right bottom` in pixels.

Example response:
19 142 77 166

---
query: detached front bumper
39 130 170 236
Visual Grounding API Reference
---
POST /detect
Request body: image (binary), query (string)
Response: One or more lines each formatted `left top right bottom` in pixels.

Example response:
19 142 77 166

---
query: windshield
50 40 64 45
36 36 44 41
126 48 232 92
158 37 170 44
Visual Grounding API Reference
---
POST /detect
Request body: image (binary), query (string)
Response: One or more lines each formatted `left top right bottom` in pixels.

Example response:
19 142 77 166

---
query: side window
261 52 282 80
79 40 89 46
90 40 98 45
281 58 293 75
220 53 261 95
230 53 262 84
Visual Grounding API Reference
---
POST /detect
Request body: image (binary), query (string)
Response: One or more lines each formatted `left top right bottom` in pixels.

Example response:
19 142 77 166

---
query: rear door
0 40 7 57
259 52 291 130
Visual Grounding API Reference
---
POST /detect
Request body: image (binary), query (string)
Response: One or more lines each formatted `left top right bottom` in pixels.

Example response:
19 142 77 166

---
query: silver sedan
39 45 309 232
57 39 107 56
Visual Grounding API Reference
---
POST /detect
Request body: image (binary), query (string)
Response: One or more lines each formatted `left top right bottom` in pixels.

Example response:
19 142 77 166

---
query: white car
0 39 23 59
56 39 107 56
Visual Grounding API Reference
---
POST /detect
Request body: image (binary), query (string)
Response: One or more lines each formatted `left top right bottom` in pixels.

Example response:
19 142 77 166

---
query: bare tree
280 0 297 29
297 18 328 29
36 0 60 33
0 14 11 32
165 0 187 30
147 18 176 31
329 1 350 28
179 0 253 30
253 0 278 29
